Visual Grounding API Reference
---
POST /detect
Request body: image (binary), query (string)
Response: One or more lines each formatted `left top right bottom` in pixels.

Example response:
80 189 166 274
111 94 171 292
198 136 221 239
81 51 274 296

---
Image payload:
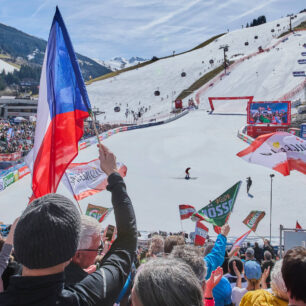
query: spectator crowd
0 119 34 155
0 117 120 160
0 144 305 305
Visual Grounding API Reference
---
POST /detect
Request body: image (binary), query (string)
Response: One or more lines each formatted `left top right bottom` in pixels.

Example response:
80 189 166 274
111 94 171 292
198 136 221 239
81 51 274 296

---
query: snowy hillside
2 111 306 238
2 13 306 239
87 13 306 123
0 58 18 73
105 56 148 71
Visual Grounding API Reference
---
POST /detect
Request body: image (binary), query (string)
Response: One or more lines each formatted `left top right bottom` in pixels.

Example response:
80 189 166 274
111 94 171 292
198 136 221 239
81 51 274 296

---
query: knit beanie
14 193 81 269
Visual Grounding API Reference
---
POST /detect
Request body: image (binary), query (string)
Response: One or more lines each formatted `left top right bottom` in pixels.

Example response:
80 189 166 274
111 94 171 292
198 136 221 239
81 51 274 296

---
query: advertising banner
293 71 306 77
0 152 22 161
0 178 4 191
302 52 306 56
3 172 15 188
247 101 291 125
298 59 306 64
18 166 30 179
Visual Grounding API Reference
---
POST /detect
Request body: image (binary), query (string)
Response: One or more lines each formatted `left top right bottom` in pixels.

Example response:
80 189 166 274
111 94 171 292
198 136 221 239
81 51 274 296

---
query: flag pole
75 199 83 215
89 111 103 149
180 218 184 233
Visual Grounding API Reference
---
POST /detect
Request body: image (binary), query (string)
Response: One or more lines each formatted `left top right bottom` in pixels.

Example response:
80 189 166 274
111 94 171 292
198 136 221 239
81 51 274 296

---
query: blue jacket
204 234 227 280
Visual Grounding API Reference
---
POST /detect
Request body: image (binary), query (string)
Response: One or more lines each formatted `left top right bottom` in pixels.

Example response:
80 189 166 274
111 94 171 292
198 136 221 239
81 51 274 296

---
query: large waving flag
26 7 91 199
237 132 306 176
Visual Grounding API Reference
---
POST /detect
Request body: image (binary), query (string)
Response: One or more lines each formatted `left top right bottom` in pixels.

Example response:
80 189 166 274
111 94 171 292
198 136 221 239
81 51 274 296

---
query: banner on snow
193 181 242 227
237 132 306 176
62 159 127 200
243 211 266 231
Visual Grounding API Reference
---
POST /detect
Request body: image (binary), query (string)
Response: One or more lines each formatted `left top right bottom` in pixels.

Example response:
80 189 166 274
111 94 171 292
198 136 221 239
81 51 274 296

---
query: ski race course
2 13 306 239
2 110 306 238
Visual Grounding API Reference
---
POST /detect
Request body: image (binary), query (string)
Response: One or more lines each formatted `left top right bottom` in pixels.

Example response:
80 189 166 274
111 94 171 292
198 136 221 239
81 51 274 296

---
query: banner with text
193 181 242 227
62 159 127 201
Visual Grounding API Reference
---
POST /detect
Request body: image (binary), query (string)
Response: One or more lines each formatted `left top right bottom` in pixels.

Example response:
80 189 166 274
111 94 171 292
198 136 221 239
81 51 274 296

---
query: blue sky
0 0 305 60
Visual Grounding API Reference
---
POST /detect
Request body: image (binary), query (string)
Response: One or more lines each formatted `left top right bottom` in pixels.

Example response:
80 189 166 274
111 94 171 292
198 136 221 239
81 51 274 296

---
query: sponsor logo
3 173 15 188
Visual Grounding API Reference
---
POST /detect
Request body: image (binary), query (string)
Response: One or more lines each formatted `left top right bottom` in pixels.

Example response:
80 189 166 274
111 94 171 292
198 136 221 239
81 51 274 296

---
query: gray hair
78 215 101 250
170 245 206 281
264 250 272 261
133 257 203 306
271 260 288 301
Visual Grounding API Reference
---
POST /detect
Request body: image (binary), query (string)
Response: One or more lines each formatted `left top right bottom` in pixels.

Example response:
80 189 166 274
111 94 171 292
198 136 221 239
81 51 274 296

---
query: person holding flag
0 8 137 306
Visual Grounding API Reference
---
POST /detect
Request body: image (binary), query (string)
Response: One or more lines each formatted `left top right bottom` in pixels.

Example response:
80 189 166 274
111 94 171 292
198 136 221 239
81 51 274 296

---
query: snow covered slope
0 58 18 73
2 111 306 237
87 13 306 123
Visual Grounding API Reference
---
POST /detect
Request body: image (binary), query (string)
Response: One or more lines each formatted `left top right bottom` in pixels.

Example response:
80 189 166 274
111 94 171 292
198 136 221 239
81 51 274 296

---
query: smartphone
105 225 115 241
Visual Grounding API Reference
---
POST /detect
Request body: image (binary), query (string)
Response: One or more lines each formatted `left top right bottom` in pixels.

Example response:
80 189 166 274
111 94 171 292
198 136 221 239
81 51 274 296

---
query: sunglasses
78 241 104 255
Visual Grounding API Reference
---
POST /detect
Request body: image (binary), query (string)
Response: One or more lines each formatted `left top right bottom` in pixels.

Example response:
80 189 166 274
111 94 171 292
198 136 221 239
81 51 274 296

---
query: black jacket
0 173 137 306
64 261 88 287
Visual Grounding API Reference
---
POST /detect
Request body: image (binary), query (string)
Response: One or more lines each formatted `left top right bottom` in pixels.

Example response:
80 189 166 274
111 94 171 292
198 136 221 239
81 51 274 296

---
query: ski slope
2 111 306 237
0 59 17 73
87 13 306 122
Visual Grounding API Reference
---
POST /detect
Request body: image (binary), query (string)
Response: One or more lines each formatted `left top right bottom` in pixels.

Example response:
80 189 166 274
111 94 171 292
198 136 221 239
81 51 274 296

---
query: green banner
3 172 15 188
194 181 242 227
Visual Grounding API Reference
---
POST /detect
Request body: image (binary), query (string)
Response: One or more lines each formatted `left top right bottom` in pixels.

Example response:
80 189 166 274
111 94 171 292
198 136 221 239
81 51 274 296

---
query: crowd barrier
237 125 254 145
0 110 189 192
0 152 22 162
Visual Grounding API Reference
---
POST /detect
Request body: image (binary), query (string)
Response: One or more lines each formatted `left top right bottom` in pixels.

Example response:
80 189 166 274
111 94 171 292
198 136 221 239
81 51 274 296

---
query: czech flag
26 7 91 199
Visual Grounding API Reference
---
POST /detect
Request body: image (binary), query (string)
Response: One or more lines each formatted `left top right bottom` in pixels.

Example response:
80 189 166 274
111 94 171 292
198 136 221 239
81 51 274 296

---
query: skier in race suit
185 167 191 180
246 177 252 193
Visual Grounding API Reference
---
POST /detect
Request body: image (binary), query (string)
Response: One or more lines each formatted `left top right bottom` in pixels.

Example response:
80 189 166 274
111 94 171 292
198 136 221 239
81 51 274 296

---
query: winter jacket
0 172 137 306
240 289 288 306
204 234 227 280
64 261 89 287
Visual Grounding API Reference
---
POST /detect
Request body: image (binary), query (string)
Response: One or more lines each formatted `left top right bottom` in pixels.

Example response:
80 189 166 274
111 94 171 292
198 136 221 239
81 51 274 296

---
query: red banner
0 152 22 161
18 166 30 179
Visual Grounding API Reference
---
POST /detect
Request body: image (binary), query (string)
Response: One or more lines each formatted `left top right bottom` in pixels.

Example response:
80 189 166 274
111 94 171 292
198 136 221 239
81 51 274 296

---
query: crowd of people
0 117 120 159
0 144 305 305
0 119 34 155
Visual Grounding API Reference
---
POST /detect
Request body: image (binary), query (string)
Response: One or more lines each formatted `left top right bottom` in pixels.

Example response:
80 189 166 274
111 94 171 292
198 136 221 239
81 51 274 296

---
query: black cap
14 193 81 269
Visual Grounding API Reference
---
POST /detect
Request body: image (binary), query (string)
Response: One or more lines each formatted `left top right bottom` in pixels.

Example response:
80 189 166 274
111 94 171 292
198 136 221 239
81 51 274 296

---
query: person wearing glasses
65 215 103 286
0 144 137 306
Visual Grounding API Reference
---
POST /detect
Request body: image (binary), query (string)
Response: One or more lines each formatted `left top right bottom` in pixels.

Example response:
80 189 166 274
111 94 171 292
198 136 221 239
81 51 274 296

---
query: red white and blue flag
194 221 209 246
26 7 91 199
179 204 196 220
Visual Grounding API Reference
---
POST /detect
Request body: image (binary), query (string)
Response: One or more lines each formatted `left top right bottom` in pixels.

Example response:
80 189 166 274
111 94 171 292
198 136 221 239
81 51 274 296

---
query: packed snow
2 110 306 238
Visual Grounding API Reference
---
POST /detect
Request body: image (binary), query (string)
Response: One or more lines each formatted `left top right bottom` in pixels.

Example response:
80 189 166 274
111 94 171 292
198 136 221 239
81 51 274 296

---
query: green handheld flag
194 181 242 227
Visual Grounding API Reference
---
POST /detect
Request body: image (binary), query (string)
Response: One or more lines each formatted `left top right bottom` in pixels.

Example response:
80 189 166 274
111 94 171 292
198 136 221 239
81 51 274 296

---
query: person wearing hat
231 260 263 305
0 144 137 306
